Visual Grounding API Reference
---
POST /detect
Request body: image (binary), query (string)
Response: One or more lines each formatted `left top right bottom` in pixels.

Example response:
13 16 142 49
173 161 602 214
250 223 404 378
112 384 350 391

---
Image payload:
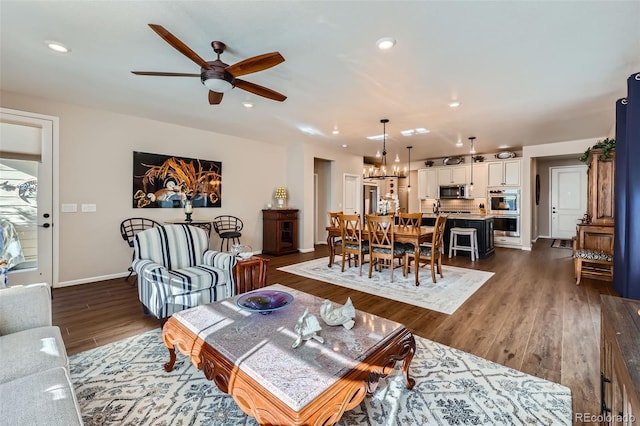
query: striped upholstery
132 225 237 319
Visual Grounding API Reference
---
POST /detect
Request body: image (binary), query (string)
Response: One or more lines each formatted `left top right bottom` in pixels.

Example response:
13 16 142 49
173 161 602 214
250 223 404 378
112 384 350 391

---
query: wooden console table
234 256 269 294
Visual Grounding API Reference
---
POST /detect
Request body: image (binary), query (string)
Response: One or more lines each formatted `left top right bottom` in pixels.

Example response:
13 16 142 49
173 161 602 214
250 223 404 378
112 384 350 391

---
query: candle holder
184 198 193 223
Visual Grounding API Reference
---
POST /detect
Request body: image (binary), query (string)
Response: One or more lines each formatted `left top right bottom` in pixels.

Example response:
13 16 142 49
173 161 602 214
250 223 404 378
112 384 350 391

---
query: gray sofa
0 283 83 425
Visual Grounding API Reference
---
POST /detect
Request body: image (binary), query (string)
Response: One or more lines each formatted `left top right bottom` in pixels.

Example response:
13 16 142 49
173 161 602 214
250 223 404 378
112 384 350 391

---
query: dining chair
397 212 422 232
403 214 448 284
366 214 405 283
339 214 369 276
327 211 343 267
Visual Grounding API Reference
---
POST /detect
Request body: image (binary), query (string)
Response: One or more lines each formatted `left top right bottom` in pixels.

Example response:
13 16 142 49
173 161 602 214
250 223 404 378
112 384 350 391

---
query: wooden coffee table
162 284 416 425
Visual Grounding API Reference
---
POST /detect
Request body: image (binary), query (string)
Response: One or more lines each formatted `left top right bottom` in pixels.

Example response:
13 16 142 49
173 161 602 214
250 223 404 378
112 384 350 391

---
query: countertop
421 213 494 220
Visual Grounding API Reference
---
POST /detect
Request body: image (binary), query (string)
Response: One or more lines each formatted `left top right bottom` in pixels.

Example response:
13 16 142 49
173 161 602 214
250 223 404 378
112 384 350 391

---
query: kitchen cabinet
600 295 640 425
262 209 298 256
487 159 521 187
438 166 468 185
469 162 488 199
417 168 438 199
422 216 494 259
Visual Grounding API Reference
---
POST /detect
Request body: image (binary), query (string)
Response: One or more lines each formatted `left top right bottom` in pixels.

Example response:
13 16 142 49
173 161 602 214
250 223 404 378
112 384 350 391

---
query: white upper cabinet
469 162 488 198
437 166 468 185
487 159 521 187
417 168 438 199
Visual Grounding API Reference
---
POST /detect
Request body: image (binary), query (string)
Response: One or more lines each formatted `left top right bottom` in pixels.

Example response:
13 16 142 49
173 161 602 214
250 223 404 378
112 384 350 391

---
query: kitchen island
421 214 495 259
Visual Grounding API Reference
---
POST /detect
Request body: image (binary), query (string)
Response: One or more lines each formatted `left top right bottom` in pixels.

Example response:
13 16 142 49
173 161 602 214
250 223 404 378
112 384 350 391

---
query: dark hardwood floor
52 238 615 420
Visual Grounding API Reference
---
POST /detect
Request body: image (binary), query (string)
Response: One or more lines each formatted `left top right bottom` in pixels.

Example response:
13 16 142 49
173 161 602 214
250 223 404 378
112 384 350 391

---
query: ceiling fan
132 24 286 105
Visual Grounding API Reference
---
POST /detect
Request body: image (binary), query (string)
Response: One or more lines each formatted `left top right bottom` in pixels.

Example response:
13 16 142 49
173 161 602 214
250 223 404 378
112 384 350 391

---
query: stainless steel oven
488 189 520 215
493 215 520 237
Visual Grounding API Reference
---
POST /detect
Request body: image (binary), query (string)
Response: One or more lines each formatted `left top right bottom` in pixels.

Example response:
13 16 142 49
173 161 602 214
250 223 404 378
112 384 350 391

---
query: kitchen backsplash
420 198 487 214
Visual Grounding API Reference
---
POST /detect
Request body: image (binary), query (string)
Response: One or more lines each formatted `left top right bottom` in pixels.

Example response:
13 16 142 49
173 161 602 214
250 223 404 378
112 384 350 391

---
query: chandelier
363 118 407 179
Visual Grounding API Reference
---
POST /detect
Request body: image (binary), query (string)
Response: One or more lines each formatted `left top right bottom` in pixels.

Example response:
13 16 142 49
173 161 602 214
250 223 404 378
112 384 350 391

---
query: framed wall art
132 151 222 209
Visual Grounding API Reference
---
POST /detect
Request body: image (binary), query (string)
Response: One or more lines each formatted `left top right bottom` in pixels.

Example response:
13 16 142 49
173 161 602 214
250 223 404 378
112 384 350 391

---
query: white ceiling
1 1 638 164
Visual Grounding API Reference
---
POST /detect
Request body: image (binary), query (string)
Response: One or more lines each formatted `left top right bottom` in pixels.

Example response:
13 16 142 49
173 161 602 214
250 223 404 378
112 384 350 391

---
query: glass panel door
0 109 54 286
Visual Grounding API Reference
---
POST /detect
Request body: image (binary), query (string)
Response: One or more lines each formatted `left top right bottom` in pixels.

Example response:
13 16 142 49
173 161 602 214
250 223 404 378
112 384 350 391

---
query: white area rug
70 329 572 425
278 257 495 314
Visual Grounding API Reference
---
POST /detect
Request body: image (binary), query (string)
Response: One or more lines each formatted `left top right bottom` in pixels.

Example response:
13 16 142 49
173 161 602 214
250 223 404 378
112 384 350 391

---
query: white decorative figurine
292 308 324 349
320 297 356 330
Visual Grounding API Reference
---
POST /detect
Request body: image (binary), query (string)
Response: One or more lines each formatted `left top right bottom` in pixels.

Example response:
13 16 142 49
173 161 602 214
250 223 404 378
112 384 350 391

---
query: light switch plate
61 203 77 213
81 203 96 212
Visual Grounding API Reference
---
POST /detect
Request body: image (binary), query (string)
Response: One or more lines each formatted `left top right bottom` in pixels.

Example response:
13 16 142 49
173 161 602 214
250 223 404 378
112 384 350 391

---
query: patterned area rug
278 257 494 314
70 329 572 425
551 239 573 249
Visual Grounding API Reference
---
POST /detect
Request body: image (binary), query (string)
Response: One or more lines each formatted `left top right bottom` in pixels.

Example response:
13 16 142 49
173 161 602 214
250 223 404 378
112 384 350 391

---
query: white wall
0 90 364 285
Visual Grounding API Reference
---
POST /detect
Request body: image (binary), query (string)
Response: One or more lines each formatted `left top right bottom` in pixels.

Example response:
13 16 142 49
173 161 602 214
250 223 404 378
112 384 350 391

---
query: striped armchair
132 224 237 319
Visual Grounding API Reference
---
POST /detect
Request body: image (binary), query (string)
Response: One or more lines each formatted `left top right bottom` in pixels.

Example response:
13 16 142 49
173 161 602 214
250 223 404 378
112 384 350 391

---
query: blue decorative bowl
236 290 294 314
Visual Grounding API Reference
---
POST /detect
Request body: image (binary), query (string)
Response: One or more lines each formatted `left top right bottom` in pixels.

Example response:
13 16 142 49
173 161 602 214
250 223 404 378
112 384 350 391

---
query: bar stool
449 227 479 261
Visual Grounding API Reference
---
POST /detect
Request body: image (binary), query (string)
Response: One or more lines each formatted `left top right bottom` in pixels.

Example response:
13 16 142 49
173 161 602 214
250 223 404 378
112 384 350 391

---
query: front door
551 165 587 239
0 108 55 286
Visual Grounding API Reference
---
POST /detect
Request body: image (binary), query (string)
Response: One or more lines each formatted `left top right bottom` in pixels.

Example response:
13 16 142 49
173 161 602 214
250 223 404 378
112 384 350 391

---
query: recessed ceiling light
376 37 396 50
448 101 461 108
45 40 70 53
242 101 254 108
342 144 348 148
456 139 463 147
415 128 430 134
332 126 340 135
498 144 511 149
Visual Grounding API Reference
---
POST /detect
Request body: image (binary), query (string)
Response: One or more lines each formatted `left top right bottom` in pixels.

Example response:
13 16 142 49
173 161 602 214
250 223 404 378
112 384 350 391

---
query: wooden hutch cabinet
586 148 615 225
600 295 639 425
575 148 615 282
262 209 299 256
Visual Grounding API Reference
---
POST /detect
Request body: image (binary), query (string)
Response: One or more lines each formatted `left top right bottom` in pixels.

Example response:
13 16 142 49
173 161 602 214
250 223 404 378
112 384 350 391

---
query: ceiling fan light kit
132 24 286 105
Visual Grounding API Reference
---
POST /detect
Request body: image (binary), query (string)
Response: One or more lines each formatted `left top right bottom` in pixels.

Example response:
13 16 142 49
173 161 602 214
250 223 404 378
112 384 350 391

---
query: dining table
326 223 434 286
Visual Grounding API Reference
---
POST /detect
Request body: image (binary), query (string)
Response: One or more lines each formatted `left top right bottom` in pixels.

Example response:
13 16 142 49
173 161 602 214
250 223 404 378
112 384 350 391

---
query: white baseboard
299 247 315 253
56 271 129 288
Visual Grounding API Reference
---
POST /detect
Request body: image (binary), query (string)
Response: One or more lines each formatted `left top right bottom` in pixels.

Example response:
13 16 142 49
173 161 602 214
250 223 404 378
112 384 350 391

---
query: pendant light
469 136 476 191
407 145 412 192
363 118 407 180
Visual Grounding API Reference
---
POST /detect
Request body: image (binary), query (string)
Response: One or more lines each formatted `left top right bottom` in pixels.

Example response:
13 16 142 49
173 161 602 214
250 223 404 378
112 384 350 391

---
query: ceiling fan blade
226 52 284 77
131 71 200 77
234 79 287 102
148 24 211 70
208 91 224 105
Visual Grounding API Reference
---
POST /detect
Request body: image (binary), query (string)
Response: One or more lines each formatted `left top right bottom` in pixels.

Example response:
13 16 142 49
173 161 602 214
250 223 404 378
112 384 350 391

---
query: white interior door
0 108 55 286
551 165 587 238
343 173 361 215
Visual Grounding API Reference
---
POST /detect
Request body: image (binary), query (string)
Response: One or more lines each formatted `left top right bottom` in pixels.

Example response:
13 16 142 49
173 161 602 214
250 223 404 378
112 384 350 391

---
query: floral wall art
132 151 222 208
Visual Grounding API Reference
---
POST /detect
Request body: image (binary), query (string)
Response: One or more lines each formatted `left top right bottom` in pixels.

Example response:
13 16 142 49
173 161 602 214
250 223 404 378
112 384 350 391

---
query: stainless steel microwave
439 184 471 199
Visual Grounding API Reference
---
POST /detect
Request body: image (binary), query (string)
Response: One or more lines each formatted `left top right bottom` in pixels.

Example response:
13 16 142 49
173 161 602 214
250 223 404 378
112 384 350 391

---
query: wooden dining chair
339 214 369 276
403 214 447 284
397 212 422 232
366 214 405 283
327 211 343 267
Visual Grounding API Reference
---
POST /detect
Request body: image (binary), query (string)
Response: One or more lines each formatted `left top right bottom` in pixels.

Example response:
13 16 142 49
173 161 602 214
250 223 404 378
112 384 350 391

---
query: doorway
0 108 56 286
550 165 587 239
